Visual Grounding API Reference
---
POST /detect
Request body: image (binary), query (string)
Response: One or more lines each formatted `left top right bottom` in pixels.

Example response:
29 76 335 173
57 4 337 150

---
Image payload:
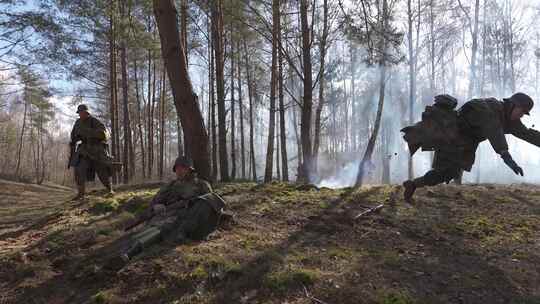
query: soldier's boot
103 241 142 272
103 251 131 271
71 184 86 201
124 242 143 260
402 177 426 204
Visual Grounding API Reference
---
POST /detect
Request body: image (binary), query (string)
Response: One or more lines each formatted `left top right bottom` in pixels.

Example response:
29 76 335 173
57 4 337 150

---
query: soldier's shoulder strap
194 177 213 193
89 115 106 129
194 192 226 213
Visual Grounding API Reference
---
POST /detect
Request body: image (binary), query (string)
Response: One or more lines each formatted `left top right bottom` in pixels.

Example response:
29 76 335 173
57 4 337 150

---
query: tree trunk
179 0 190 159
180 0 188 64
381 120 391 184
134 57 146 178
264 0 280 183
355 0 389 187
158 67 166 180
243 39 257 181
350 47 357 152
153 0 211 180
276 113 281 180
211 0 229 181
148 60 157 178
15 97 28 179
38 111 46 184
120 0 133 184
278 21 288 181
290 66 302 168
230 31 236 180
313 0 329 173
176 118 184 156
356 66 387 186
298 0 313 183
109 1 119 184
507 0 515 92
407 0 416 180
468 0 480 98
238 40 246 180
480 0 487 96
429 0 435 97
207 17 217 181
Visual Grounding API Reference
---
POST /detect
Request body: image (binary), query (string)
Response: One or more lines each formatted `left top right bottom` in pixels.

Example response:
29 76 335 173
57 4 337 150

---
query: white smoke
316 159 361 188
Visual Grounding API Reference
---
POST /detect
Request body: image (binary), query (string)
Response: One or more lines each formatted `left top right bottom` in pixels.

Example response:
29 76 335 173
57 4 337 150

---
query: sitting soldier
105 156 229 270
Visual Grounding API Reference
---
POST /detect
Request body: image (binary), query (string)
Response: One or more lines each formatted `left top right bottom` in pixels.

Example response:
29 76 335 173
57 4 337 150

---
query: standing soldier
69 104 114 200
104 156 228 270
402 93 540 203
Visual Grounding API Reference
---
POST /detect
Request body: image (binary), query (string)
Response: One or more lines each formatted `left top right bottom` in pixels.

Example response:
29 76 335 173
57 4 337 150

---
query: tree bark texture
264 0 279 183
211 0 229 181
298 0 313 183
153 0 211 180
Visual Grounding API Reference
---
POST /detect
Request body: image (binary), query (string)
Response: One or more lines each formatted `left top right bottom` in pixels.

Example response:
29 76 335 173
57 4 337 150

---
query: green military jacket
147 173 216 226
458 98 540 154
150 173 212 207
70 115 109 162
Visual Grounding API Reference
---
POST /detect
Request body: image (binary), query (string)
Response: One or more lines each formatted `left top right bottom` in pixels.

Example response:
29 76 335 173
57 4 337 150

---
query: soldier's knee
423 168 459 186
441 168 461 183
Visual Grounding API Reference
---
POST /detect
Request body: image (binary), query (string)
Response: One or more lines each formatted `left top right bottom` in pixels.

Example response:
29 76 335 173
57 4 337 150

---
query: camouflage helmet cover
76 104 89 113
504 92 534 115
172 156 194 172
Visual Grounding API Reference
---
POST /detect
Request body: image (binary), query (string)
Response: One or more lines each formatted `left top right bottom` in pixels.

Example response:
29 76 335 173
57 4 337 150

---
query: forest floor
1 179 540 304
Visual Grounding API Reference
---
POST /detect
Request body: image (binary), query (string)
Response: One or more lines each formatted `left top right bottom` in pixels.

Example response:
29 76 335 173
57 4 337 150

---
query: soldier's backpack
401 94 460 155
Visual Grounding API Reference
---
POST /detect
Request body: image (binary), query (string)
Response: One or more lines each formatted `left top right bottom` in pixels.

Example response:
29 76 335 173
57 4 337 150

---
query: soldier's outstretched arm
486 128 509 155
471 110 509 154
511 122 540 147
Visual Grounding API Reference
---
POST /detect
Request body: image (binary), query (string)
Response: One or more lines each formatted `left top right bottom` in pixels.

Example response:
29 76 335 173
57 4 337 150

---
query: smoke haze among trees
1 0 540 187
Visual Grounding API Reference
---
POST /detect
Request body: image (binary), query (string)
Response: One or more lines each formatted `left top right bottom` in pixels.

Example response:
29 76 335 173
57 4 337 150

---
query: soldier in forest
104 156 229 270
69 104 114 200
401 92 540 203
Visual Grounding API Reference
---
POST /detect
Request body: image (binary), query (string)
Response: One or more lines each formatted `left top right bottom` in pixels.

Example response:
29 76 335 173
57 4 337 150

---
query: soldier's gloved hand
152 204 166 215
500 151 524 176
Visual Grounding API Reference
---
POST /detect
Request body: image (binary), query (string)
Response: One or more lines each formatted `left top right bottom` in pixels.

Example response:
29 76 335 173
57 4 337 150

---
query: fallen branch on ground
303 285 330 304
354 204 384 220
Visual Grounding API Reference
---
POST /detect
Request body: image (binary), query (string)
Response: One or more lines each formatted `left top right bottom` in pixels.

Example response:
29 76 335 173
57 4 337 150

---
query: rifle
124 198 191 231
67 140 82 169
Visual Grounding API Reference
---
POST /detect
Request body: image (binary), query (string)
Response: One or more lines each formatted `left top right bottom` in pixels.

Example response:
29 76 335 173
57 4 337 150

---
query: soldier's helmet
76 104 89 113
504 92 534 115
172 156 194 172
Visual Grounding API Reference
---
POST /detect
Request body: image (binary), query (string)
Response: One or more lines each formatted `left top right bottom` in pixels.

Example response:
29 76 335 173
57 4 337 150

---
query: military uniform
402 93 539 201
70 104 113 197
107 158 227 269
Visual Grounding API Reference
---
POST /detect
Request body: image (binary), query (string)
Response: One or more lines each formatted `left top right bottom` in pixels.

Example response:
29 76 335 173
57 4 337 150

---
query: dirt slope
1 181 539 304
0 180 74 254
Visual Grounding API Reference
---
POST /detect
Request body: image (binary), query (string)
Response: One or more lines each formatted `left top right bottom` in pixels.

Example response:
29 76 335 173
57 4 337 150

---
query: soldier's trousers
125 202 221 259
74 156 111 188
413 143 478 187
415 167 461 187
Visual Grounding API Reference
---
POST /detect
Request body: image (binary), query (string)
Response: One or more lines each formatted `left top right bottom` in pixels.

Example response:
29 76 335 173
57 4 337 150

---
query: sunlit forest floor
1 179 540 304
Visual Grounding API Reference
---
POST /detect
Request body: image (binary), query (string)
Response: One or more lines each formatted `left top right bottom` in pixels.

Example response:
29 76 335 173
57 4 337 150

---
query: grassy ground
1 180 539 304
